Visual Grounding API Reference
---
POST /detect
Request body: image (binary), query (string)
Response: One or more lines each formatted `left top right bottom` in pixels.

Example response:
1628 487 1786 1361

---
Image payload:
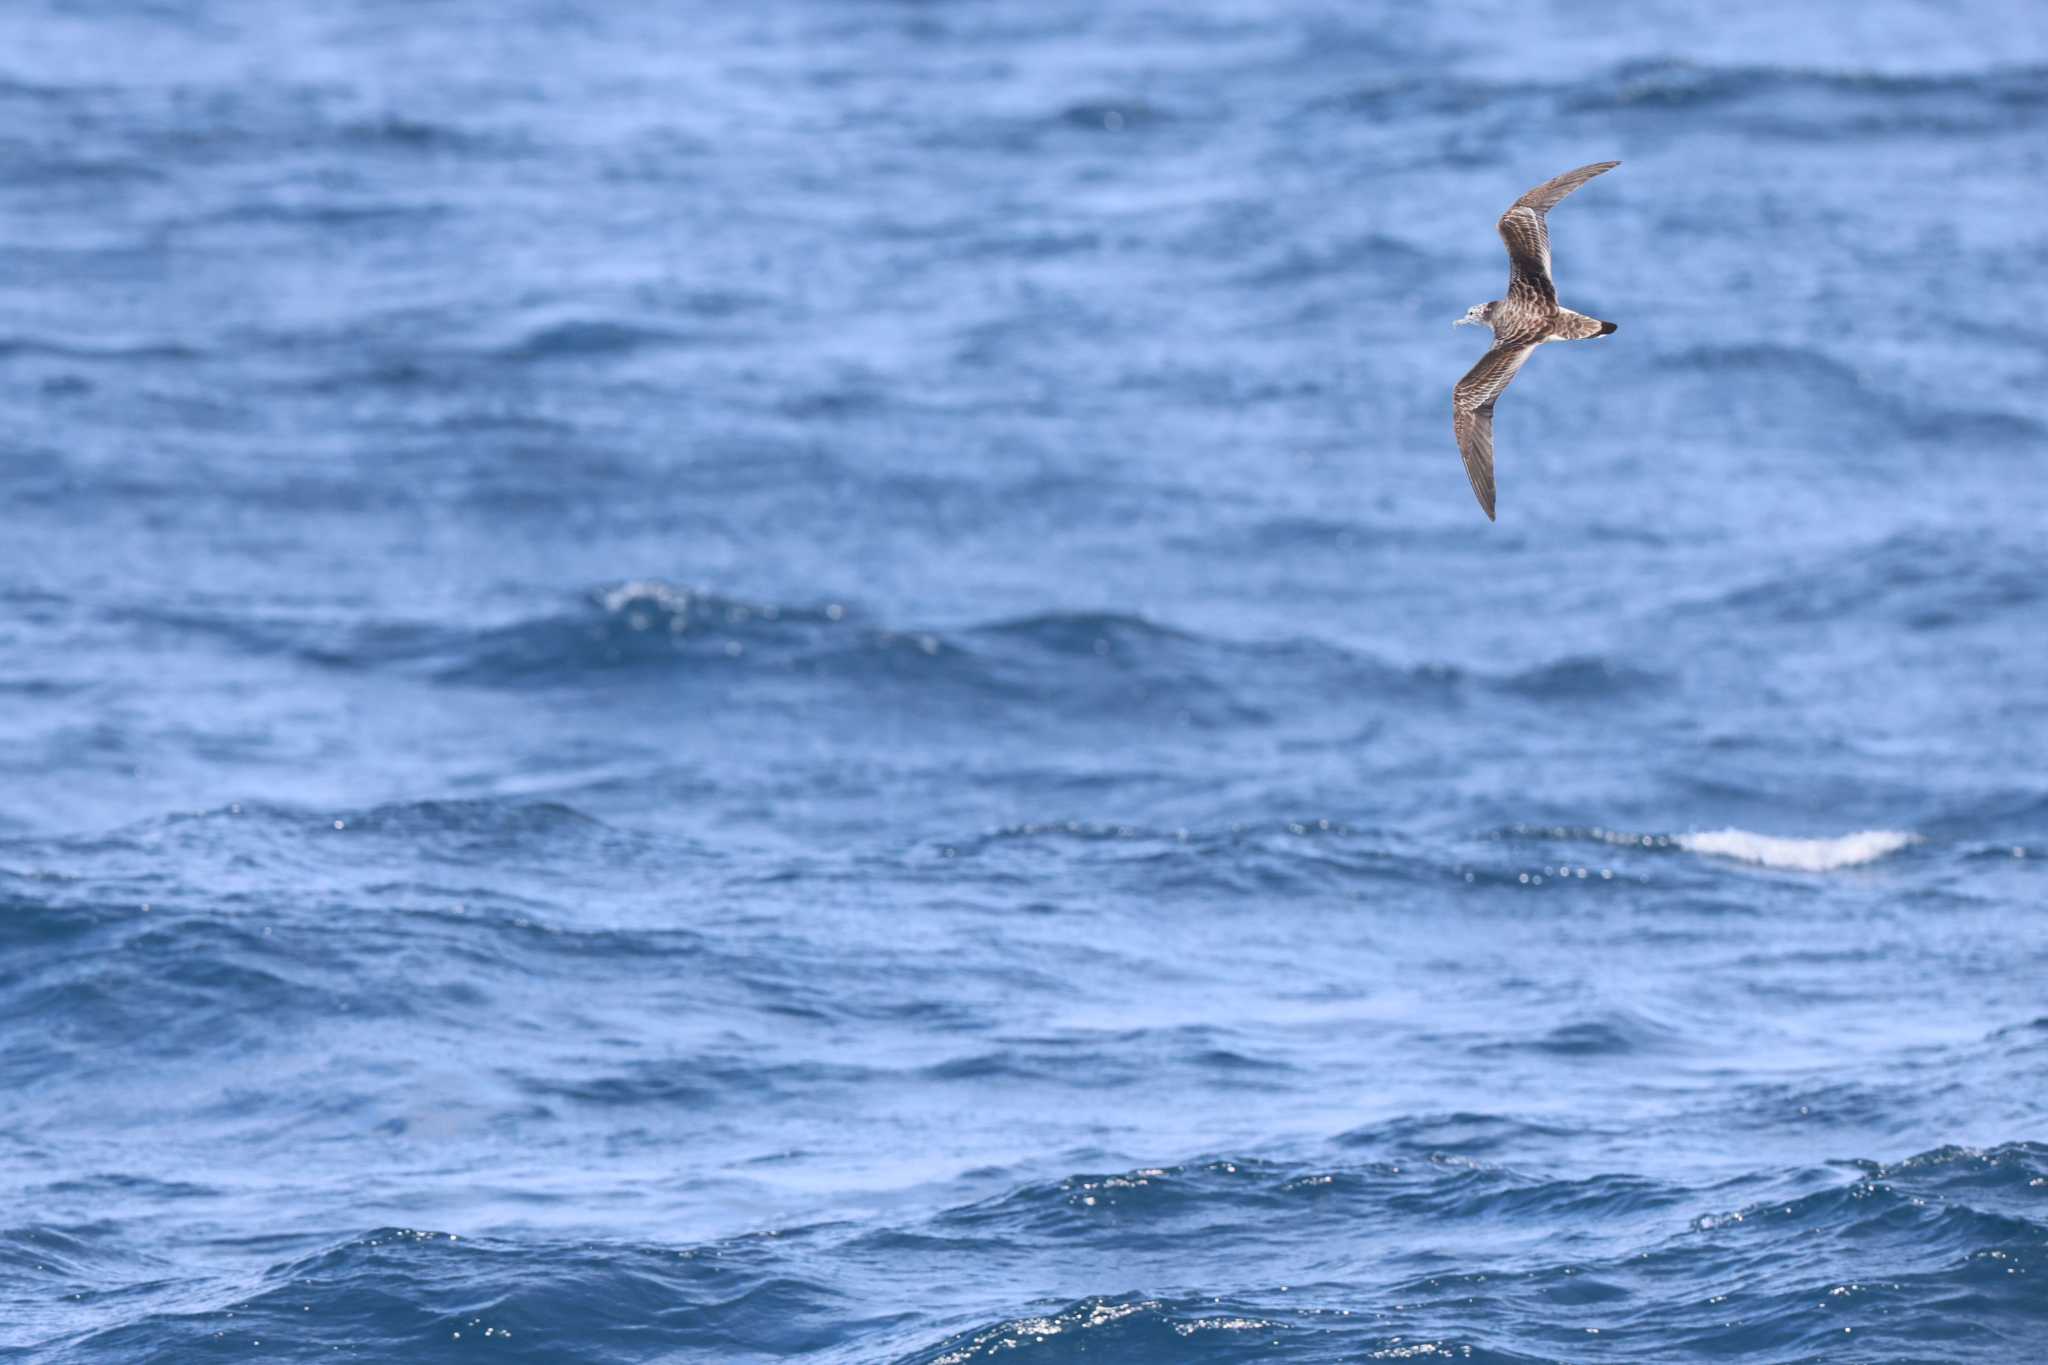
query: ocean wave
0 335 200 364
1709 1076 1924 1136
14 1138 2043 1360
498 318 697 361
1693 1143 2048 1244
906 1296 1300 1365
975 609 1195 653
107 583 861 685
1676 828 1918 871
1329 59 2048 140
1686 528 2046 630
0 1220 140 1279
1850 1141 2048 1217
949 818 1453 898
1057 98 1174 132
1924 789 2048 846
1478 1009 1685 1058
0 888 132 952
901 1138 2047 1362
1577 58 2048 134
949 812 1885 901
102 582 1681 743
1654 346 2041 451
1495 655 1666 701
935 1152 1700 1247
53 1226 859 1362
195 199 451 232
512 1050 882 1108
1495 823 1919 872
1333 1112 1584 1158
6 797 648 877
0 798 735 1093
333 113 491 153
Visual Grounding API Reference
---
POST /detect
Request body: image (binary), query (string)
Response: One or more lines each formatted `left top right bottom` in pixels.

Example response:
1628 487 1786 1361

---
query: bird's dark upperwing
1512 160 1621 216
1452 340 1537 522
1498 160 1619 309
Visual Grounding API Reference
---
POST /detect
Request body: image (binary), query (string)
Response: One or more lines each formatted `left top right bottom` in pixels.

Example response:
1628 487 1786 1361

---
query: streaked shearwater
1452 161 1619 521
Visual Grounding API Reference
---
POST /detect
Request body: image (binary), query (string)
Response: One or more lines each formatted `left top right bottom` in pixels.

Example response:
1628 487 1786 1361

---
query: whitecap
1676 828 1918 872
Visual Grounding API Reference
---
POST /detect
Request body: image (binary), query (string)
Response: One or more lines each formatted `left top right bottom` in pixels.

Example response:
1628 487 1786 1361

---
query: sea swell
101 580 1678 726
4 0 2045 1360
14 1141 2041 1362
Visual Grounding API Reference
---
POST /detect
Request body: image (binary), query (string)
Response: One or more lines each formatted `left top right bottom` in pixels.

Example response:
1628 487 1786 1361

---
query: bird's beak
1452 316 1472 327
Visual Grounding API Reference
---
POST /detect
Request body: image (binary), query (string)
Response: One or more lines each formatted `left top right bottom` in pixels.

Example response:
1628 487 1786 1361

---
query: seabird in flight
1453 161 1619 521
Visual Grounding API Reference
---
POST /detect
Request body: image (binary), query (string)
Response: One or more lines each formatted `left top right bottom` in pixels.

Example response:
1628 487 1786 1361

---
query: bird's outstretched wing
1498 160 1618 309
1453 341 1538 521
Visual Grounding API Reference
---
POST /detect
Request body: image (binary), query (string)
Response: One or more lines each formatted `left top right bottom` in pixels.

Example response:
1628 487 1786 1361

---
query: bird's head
1455 302 1497 329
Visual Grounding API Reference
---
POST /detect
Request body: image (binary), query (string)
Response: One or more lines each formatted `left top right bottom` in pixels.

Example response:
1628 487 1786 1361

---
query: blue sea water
2 0 2045 1359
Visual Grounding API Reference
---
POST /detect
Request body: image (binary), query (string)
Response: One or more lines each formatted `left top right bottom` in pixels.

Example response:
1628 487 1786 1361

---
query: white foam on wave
1676 828 1919 872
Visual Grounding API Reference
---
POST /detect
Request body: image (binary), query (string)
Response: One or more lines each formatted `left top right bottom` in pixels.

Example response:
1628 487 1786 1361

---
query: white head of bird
1455 302 1499 330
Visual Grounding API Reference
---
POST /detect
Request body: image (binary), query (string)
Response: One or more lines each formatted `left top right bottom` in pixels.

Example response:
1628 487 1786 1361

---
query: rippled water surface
3 2 2045 1361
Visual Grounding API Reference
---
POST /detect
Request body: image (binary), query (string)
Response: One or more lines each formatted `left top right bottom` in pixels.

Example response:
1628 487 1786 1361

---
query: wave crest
1499 823 1919 872
1676 828 1917 871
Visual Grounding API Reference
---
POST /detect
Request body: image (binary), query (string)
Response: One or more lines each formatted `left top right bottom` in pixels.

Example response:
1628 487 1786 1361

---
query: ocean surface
3 2 2045 1360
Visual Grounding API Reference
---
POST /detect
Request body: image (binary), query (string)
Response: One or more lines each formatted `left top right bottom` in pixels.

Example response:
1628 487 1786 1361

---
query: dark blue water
3 2 2045 1360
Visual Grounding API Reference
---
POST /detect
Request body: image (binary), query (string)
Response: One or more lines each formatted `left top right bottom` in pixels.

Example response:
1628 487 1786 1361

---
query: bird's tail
1553 310 1616 341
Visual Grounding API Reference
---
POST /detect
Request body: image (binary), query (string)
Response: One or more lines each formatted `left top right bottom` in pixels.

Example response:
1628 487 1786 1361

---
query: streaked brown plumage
1453 161 1620 521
